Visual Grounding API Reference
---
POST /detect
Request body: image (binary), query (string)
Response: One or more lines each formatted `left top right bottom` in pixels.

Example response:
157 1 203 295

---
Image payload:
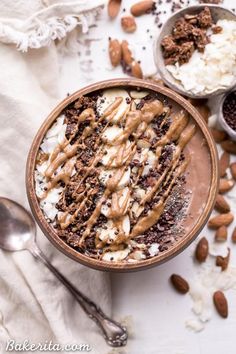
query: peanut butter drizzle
40 95 197 255
141 123 195 205
40 157 76 200
141 101 164 124
155 110 189 148
77 108 95 124
108 189 130 219
102 97 123 118
45 143 78 179
60 189 94 229
79 150 136 245
130 156 190 238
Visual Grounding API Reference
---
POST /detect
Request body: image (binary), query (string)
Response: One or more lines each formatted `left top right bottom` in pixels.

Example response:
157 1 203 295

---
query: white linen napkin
0 1 112 354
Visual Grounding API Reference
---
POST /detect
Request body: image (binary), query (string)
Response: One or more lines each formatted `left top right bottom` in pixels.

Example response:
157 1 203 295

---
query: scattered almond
121 40 143 78
230 162 236 180
208 213 234 229
121 40 133 65
216 248 230 271
131 0 154 17
121 16 137 33
131 61 143 78
231 227 236 243
214 194 230 213
108 0 122 19
219 178 234 194
195 237 208 263
213 291 228 318
219 152 230 177
210 128 227 143
215 225 228 242
170 274 189 294
221 140 236 154
109 39 122 67
195 104 210 123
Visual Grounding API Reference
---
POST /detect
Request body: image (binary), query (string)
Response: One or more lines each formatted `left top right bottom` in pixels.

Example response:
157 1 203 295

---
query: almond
195 237 208 263
108 0 121 19
230 162 236 180
208 213 234 229
121 16 137 33
216 247 230 271
231 227 236 243
213 291 228 318
131 60 143 78
195 104 210 123
215 225 228 242
121 40 133 65
219 152 230 177
214 194 230 213
131 0 154 17
221 140 236 154
170 274 189 294
210 128 227 143
219 178 234 194
109 39 122 67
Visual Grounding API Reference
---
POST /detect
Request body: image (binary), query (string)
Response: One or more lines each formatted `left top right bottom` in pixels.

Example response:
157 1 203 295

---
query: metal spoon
0 197 127 347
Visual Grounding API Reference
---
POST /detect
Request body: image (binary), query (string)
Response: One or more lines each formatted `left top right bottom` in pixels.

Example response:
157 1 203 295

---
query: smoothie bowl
26 79 218 271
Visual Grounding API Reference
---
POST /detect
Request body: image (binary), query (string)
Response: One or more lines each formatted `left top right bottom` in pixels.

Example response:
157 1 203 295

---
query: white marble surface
58 1 236 353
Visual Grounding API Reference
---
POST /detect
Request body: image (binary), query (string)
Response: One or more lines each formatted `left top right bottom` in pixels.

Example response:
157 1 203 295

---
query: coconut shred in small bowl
166 19 236 95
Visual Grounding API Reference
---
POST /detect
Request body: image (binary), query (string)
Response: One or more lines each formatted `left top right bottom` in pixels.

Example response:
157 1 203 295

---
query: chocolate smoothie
35 87 210 262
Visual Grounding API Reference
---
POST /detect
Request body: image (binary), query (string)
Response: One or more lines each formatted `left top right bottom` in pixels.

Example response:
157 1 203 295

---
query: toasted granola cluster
161 7 214 65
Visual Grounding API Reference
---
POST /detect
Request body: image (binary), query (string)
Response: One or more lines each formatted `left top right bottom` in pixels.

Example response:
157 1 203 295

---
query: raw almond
213 291 228 318
221 140 236 154
131 0 154 16
170 274 189 294
131 60 143 78
231 227 236 243
215 225 228 242
195 104 210 123
108 0 122 19
210 128 227 143
121 16 137 33
230 162 236 180
219 152 230 177
214 194 230 213
216 247 230 271
109 39 122 67
219 178 234 194
208 213 234 229
121 40 133 65
195 237 208 263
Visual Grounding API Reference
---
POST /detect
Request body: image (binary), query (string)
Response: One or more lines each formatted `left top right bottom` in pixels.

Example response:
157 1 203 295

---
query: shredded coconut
167 19 236 95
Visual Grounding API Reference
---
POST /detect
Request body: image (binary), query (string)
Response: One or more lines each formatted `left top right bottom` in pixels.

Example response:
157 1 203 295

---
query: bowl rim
153 4 236 99
26 78 219 272
218 87 236 141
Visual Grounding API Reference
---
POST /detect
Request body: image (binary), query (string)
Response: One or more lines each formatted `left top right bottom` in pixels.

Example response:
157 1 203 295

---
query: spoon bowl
0 197 35 251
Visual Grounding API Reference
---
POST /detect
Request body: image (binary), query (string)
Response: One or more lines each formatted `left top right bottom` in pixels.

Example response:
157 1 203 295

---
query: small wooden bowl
26 78 219 272
154 5 236 99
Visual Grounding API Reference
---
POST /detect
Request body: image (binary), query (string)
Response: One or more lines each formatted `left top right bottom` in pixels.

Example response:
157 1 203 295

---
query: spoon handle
28 242 127 347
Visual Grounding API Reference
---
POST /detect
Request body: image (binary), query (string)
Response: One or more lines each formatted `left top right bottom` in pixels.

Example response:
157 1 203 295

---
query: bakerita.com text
5 340 91 352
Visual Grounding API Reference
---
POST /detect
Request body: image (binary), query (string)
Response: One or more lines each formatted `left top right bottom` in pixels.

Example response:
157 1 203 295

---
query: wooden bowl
26 78 219 272
154 5 236 99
